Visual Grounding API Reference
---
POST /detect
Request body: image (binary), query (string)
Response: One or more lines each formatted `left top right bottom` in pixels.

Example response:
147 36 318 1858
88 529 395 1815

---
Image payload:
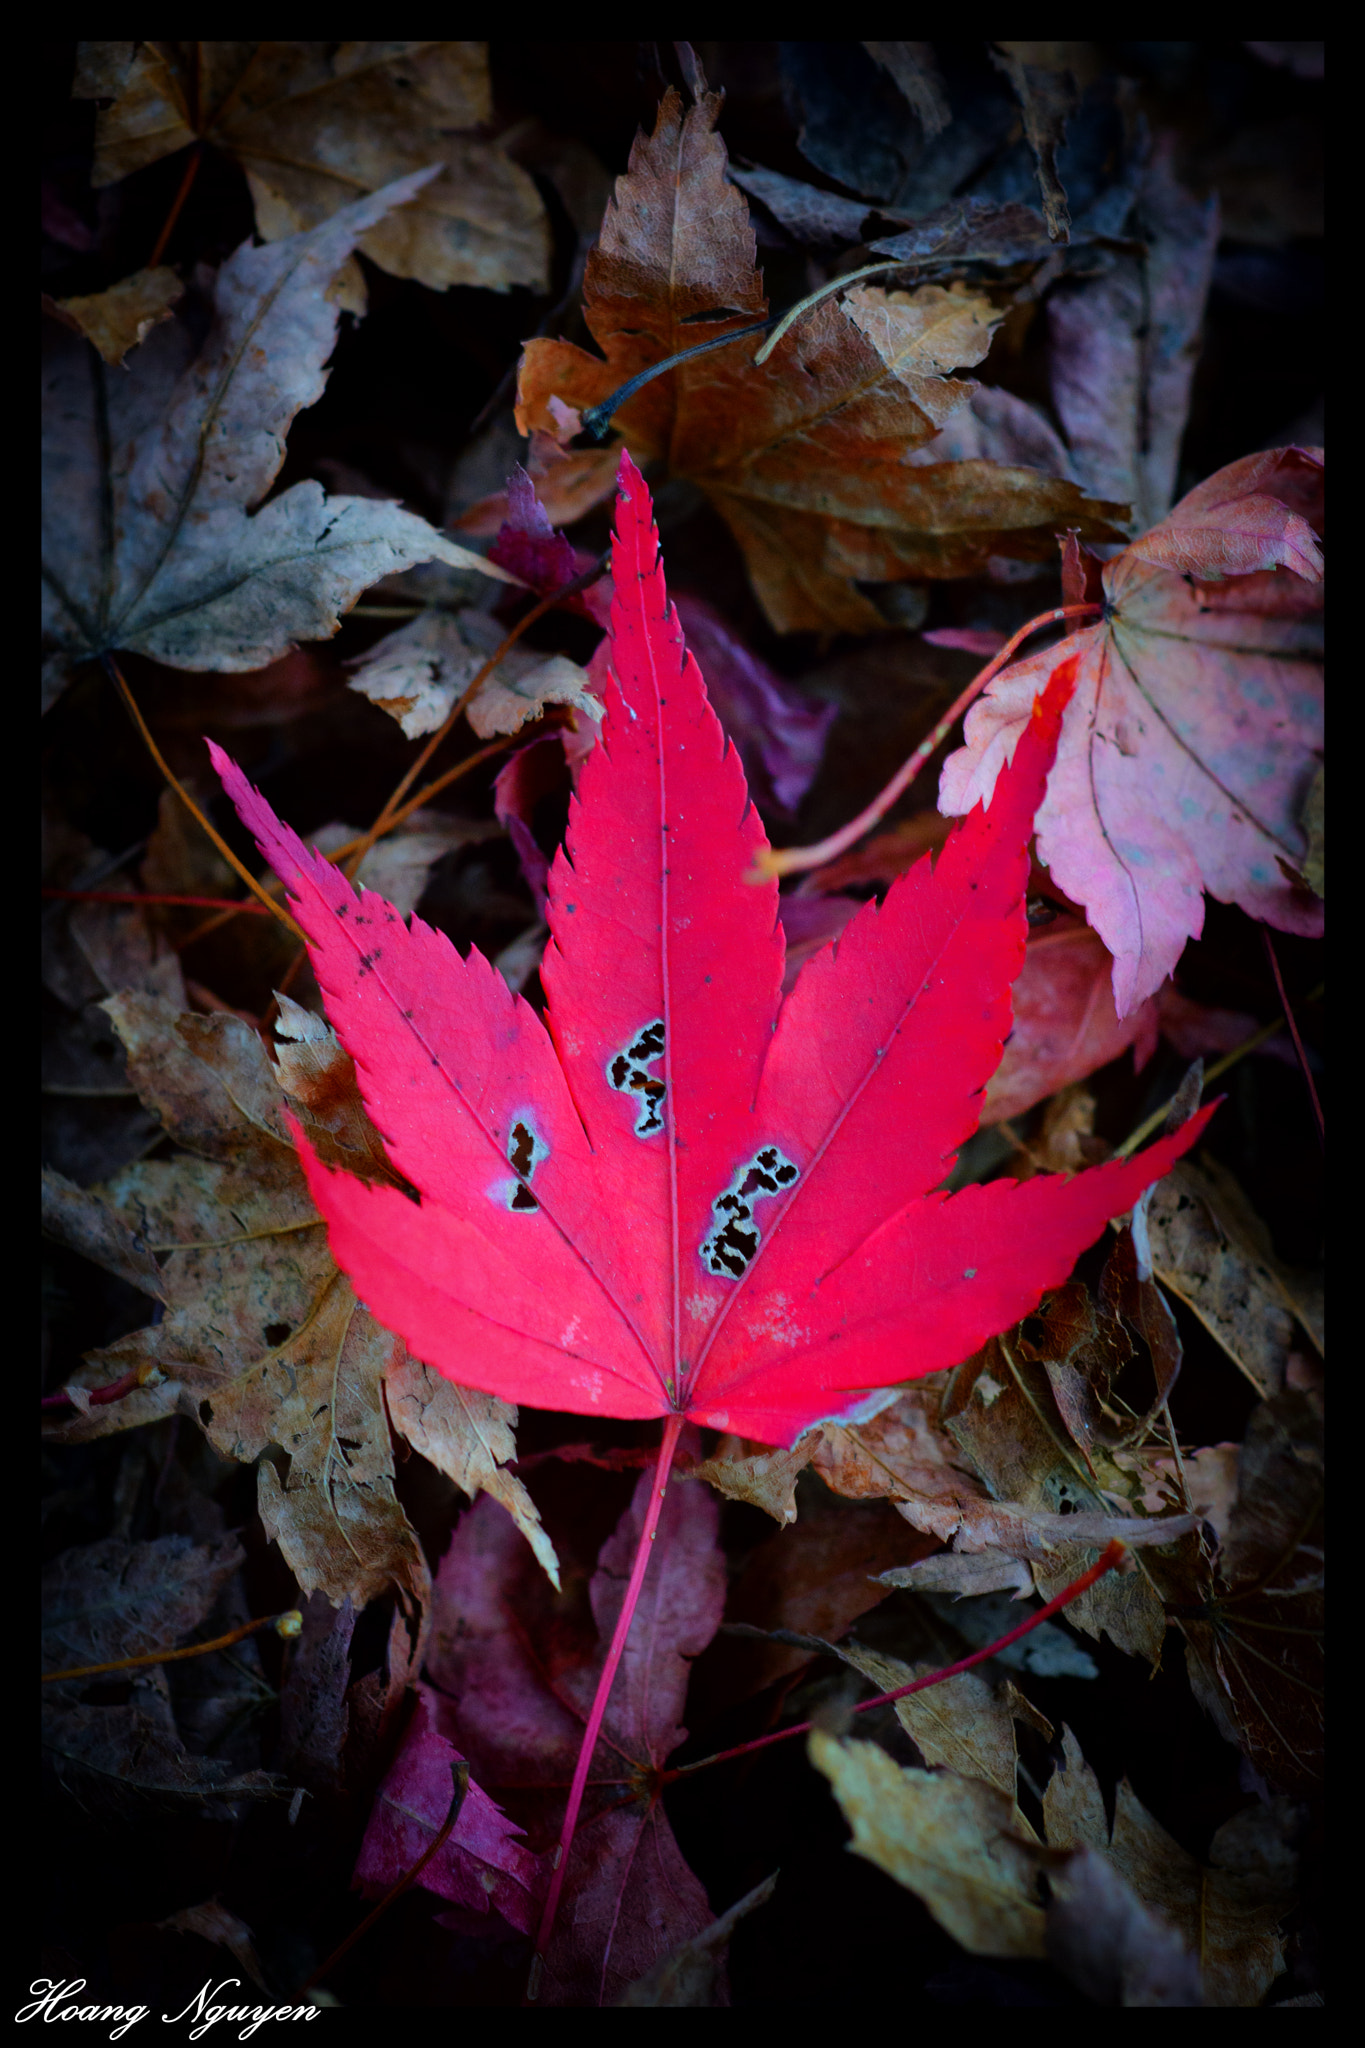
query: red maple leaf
209 453 1206 1447
210 449 1210 1971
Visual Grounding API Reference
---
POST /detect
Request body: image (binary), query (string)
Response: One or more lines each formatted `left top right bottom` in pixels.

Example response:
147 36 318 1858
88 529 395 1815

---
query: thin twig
43 1609 302 1683
300 1760 469 1993
752 607 1101 881
662 1540 1129 1783
102 655 304 941
1262 928 1324 1146
148 143 203 268
752 260 924 365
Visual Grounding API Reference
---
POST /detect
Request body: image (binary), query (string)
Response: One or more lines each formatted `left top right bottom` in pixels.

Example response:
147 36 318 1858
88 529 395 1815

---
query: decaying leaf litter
42 41 1322 2010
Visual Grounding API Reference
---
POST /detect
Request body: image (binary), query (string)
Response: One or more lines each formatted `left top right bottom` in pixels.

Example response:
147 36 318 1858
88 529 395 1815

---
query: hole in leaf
701 1145 800 1279
608 1020 666 1137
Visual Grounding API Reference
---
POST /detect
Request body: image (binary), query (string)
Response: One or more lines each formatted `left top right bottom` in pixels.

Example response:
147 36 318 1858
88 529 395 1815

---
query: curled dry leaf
47 264 183 366
347 607 600 741
613 1873 778 2008
42 172 516 709
516 90 1124 633
1044 1725 1295 2004
1144 1156 1323 1396
940 448 1324 1014
811 1731 1048 1957
73 42 548 297
1159 1393 1323 1796
990 43 1080 241
154 1902 269 1993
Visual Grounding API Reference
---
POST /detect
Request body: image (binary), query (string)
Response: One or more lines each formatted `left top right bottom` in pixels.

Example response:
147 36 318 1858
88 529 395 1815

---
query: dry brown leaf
1046 1847 1204 2004
43 1533 244 1681
691 1434 818 1525
613 1873 778 2007
838 1640 1050 1801
46 991 556 1606
43 175 516 708
811 1381 985 1518
716 1492 923 1697
811 1732 1048 1957
1164 1393 1323 1796
384 1354 560 1589
938 1343 1175 1659
41 1167 167 1303
73 42 548 297
990 45 1081 241
42 1533 287 1816
305 812 505 928
346 609 599 741
1044 1726 1294 2005
1145 1158 1323 1395
156 1902 268 1992
49 265 183 365
515 89 1124 632
57 996 426 1610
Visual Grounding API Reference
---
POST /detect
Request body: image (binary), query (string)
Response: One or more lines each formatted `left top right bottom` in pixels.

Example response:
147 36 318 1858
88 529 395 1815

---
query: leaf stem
1113 983 1323 1161
752 260 924 366
42 887 271 915
751 605 1103 881
41 1361 158 1413
1261 928 1324 1146
529 1412 686 1998
299 1759 469 1993
661 1538 1129 1783
580 323 773 442
43 1608 302 1683
148 143 203 268
102 655 305 941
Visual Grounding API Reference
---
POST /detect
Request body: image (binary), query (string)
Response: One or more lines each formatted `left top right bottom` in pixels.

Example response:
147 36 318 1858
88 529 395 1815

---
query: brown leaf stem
147 142 203 268
751 261 923 367
103 655 305 941
580 321 774 441
43 1608 302 1683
